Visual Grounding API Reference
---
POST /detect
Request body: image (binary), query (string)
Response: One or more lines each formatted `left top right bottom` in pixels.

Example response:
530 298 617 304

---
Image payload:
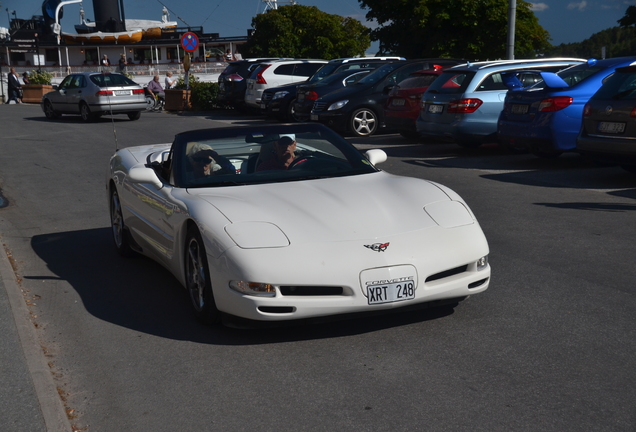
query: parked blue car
498 57 636 157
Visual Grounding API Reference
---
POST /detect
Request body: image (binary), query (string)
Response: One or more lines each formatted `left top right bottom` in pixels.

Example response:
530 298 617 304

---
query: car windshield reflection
172 124 378 188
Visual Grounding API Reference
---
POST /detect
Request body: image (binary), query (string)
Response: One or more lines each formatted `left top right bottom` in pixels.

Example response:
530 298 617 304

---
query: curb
0 241 72 432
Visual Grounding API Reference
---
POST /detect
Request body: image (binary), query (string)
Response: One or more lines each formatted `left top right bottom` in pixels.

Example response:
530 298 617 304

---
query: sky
0 0 632 49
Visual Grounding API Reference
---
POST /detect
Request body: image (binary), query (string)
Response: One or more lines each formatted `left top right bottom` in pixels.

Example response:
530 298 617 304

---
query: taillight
305 90 319 101
631 107 636 118
132 89 144 94
256 65 271 85
96 90 113 96
447 98 482 113
227 73 243 82
538 96 572 112
583 102 591 117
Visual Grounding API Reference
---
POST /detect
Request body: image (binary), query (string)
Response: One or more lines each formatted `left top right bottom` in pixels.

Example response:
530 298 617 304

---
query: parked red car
384 67 444 138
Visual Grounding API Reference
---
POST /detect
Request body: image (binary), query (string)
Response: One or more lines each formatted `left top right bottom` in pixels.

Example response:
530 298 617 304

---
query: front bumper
209 223 490 321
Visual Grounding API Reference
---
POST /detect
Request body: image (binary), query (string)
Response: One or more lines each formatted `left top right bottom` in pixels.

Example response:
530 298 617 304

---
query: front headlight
477 255 488 271
328 100 349 111
229 281 276 297
272 91 289 100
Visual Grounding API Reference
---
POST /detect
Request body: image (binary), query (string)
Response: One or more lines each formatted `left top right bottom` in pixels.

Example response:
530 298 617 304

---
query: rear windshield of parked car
425 71 475 94
556 63 605 87
90 74 137 87
592 70 636 100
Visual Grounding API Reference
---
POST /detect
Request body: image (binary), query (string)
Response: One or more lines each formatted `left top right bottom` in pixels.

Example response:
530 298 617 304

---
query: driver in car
256 135 306 171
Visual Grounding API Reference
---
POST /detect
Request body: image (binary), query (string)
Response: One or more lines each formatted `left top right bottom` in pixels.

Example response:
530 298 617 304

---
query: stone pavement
0 239 71 432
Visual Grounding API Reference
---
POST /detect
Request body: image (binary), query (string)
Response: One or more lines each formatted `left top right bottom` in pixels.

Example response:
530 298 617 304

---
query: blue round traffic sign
181 32 199 53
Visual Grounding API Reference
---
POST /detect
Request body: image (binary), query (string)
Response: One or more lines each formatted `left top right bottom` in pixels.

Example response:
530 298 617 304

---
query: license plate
391 98 406 106
511 104 528 114
114 90 130 96
366 279 415 305
310 114 318 121
598 121 625 134
427 104 443 114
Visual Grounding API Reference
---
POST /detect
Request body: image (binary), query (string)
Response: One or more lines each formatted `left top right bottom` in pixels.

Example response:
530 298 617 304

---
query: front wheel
350 108 378 137
110 189 134 257
185 226 220 325
43 100 60 119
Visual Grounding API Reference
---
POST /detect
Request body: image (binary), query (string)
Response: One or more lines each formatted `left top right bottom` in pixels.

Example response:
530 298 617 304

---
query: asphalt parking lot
1 104 635 432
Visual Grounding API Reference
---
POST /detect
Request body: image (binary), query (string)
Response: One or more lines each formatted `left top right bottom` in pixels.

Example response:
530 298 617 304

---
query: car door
65 75 87 113
48 75 75 113
123 154 182 268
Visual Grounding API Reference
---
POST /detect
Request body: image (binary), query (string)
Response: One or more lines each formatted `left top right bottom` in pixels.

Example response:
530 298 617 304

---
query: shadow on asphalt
29 228 458 345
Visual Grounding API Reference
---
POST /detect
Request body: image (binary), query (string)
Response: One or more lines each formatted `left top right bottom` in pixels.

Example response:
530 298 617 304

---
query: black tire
43 100 60 119
286 98 302 122
456 141 483 149
350 108 378 137
80 102 95 122
532 149 563 158
128 111 141 121
110 188 134 257
399 130 420 139
185 225 220 325
145 95 156 111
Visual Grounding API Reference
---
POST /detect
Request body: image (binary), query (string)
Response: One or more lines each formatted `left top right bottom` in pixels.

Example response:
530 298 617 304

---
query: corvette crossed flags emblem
364 242 389 252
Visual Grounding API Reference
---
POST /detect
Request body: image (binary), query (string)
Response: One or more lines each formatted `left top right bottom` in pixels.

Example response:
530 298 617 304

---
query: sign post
180 32 199 90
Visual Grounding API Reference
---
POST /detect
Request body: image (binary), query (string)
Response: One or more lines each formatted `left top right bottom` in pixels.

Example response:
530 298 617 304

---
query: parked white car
244 59 327 110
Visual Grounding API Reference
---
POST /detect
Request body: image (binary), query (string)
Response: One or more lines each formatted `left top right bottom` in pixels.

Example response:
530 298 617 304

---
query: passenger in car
187 143 234 178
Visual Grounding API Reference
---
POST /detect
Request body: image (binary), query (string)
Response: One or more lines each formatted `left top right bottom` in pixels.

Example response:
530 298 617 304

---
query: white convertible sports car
107 123 490 325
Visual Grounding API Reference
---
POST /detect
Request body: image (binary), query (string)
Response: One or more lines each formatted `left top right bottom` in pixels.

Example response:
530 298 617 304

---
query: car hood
188 172 475 247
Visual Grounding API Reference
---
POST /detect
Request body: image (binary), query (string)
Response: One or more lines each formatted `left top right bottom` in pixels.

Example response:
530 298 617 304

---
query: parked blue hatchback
498 57 636 157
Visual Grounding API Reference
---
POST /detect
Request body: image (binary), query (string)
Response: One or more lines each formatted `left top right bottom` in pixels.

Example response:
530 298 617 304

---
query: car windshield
356 62 405 85
171 124 378 188
90 73 137 87
307 63 340 83
592 69 636 100
556 63 605 86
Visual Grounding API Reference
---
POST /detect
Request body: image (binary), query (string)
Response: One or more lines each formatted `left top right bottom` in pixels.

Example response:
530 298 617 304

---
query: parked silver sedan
41 72 146 122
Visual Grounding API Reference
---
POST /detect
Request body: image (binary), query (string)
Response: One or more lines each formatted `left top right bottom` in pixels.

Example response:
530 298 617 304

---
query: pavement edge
0 241 72 432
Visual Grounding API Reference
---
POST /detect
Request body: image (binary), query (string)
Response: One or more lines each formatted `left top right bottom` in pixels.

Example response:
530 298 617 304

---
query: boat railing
2 62 227 84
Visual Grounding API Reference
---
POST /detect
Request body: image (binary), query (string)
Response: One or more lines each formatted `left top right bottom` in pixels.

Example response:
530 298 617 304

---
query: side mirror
365 149 387 166
383 85 395 94
128 163 163 189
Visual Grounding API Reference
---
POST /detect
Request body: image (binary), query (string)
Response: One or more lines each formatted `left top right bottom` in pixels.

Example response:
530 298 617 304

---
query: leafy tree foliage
618 5 636 28
357 0 550 59
242 5 370 59
546 26 636 59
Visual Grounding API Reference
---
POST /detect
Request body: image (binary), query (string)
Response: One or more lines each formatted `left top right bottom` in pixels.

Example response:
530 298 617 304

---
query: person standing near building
6 68 22 104
165 72 176 89
118 54 127 73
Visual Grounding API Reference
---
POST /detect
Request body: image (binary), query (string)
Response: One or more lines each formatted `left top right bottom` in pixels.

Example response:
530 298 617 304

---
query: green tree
242 5 370 58
357 0 551 59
